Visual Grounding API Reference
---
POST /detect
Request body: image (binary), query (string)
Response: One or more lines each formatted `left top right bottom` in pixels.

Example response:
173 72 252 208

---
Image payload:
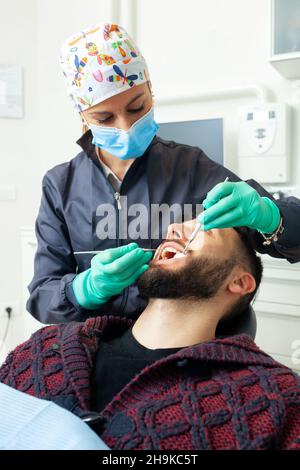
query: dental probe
182 176 230 255
74 248 156 255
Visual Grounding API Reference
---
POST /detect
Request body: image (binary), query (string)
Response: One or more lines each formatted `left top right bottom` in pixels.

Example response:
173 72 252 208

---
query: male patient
1 220 299 450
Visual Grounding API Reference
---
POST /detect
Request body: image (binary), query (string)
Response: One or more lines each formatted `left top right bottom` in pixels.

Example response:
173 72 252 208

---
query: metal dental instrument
182 176 230 255
74 248 156 255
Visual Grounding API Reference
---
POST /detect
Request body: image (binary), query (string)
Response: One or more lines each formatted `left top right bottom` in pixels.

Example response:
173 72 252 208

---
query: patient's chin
137 255 235 301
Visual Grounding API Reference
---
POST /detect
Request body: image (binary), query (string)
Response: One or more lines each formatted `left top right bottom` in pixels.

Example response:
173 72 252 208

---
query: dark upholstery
216 305 256 339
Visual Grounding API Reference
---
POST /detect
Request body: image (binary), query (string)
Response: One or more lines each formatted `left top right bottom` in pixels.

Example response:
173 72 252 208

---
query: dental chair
215 305 256 339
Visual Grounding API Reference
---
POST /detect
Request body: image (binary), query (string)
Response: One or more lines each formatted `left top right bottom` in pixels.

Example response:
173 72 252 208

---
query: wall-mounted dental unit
238 103 291 183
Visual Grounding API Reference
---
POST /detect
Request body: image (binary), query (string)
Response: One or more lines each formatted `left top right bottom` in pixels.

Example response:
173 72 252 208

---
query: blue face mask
88 107 159 160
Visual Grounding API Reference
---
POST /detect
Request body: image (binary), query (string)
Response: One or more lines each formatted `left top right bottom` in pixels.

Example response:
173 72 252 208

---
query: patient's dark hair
223 227 263 321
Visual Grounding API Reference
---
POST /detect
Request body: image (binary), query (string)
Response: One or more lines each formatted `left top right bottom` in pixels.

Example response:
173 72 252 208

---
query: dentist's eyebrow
88 93 145 117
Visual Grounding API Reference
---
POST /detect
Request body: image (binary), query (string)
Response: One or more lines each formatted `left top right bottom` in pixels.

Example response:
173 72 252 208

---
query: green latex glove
72 243 153 309
198 181 280 233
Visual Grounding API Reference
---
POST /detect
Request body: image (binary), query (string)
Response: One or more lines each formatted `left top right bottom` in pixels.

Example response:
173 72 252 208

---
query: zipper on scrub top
113 190 128 314
114 191 122 210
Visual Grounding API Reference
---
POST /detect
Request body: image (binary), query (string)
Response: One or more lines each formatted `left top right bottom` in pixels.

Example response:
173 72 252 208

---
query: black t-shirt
91 327 182 412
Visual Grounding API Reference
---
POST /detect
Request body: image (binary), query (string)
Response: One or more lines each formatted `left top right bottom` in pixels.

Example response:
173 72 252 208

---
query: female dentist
27 22 300 324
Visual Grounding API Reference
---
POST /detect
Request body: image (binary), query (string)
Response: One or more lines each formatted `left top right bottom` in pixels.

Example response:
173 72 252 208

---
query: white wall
0 0 40 360
1 0 300 358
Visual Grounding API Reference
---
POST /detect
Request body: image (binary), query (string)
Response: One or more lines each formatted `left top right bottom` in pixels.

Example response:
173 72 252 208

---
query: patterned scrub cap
59 22 150 112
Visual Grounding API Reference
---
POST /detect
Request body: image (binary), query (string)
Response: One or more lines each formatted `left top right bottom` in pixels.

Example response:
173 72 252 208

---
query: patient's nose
166 223 187 241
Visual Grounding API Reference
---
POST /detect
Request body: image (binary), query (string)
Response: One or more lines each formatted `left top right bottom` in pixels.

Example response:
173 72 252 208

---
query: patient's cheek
190 238 223 255
189 240 204 251
189 233 207 251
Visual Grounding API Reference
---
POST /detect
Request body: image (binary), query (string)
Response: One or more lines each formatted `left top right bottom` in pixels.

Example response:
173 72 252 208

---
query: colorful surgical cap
59 22 150 113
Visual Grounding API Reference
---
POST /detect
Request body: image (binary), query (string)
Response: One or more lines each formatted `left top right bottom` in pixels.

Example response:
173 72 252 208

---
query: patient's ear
227 270 256 296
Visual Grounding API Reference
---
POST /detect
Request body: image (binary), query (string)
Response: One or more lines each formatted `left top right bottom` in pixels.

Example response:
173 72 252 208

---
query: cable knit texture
0 315 299 450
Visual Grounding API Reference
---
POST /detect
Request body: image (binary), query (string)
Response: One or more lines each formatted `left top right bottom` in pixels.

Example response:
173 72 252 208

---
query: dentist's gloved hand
198 181 280 233
72 243 153 309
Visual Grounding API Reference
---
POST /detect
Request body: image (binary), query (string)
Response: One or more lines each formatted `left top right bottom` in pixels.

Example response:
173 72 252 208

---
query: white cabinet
253 254 300 373
270 0 300 79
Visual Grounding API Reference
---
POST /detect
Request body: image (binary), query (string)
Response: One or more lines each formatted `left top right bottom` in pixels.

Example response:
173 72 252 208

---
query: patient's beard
137 255 236 300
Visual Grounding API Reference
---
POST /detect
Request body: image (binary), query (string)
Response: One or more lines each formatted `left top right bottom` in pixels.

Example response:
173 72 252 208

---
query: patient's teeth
160 246 187 260
174 253 186 259
162 247 178 255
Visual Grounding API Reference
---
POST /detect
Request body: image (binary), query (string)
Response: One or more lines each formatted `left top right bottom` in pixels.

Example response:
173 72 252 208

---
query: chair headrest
215 305 256 339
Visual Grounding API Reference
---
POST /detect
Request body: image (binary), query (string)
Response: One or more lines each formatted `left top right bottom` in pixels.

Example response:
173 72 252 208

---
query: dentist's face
81 82 153 131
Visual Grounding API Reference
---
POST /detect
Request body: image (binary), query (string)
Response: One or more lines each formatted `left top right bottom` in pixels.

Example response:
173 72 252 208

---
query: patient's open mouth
153 240 188 264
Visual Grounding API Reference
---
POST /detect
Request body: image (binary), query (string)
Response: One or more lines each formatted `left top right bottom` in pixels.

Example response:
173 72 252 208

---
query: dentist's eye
95 105 144 123
128 105 144 113
96 116 113 123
